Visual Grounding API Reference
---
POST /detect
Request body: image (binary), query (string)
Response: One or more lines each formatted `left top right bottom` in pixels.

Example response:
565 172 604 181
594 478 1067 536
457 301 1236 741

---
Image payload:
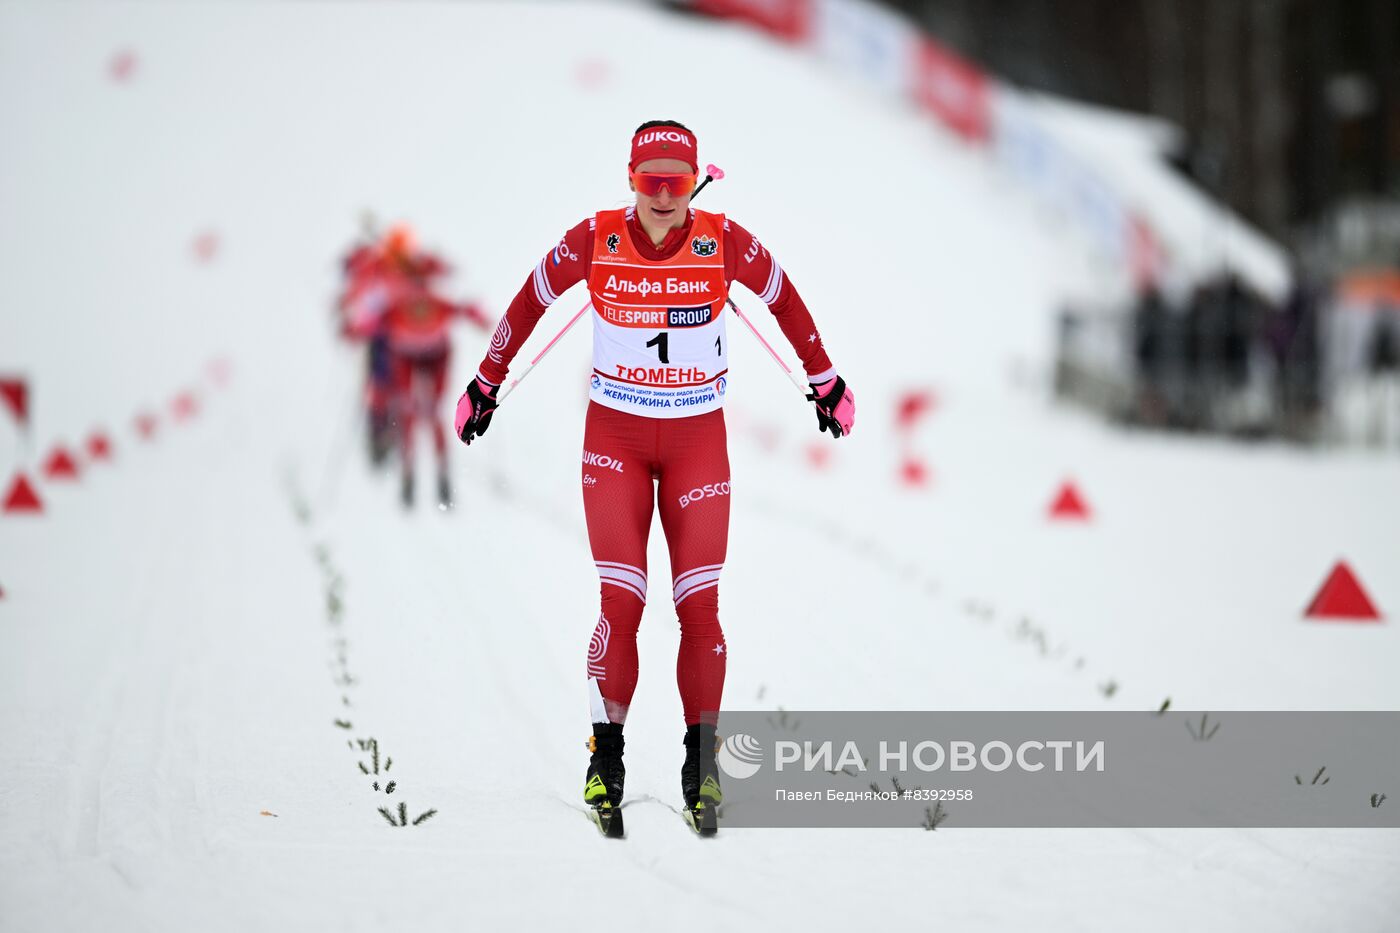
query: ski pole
494 300 591 404
725 297 814 400
492 164 727 404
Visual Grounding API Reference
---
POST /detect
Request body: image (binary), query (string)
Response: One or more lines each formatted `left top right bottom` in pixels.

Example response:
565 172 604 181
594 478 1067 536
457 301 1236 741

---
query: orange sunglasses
630 171 697 198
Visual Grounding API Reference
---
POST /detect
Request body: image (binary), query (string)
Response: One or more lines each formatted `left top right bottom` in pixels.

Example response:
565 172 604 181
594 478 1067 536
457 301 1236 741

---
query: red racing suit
349 267 487 471
478 207 835 727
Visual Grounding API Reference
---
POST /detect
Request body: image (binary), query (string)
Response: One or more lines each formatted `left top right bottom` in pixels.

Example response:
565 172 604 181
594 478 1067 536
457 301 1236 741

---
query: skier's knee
672 564 721 613
675 585 722 641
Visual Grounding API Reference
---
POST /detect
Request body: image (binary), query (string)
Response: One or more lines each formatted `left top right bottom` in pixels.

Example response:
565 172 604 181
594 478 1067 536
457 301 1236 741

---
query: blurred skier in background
337 222 399 466
453 120 855 835
342 223 488 508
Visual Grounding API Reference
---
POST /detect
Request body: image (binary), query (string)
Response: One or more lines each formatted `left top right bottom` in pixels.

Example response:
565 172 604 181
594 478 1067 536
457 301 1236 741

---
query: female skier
344 225 489 508
455 121 855 834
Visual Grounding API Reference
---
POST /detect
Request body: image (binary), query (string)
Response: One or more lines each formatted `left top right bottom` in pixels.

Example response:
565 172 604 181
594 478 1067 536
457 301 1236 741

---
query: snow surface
1 2 1397 930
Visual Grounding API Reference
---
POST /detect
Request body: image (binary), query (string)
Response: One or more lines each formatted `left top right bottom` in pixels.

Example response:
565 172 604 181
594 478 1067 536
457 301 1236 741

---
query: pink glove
455 376 499 445
809 376 855 438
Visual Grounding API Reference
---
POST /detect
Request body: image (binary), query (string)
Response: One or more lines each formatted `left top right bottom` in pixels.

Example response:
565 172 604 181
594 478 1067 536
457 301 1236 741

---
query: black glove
454 377 499 445
807 375 855 438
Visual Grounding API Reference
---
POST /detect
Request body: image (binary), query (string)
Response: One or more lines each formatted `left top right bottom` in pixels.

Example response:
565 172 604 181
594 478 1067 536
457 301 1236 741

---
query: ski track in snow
2 2 1398 931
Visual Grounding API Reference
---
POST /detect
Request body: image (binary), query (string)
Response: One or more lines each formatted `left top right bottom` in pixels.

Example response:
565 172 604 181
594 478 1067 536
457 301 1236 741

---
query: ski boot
584 722 625 838
681 723 721 835
400 470 414 509
437 470 452 510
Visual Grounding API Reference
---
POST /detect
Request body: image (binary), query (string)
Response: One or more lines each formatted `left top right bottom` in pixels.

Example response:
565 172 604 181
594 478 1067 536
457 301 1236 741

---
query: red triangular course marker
1305 561 1382 622
87 431 113 462
135 412 158 440
1049 481 1091 520
172 392 199 421
109 49 138 82
43 446 81 481
208 357 233 387
899 456 931 488
191 231 220 263
894 389 938 433
2 472 44 513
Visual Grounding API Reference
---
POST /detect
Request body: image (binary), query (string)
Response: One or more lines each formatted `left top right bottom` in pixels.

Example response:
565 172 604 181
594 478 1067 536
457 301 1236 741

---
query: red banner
692 0 813 42
909 36 990 143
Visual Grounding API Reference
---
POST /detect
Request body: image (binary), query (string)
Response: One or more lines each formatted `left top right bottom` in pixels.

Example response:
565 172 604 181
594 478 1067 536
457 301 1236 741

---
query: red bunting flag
0 378 27 427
